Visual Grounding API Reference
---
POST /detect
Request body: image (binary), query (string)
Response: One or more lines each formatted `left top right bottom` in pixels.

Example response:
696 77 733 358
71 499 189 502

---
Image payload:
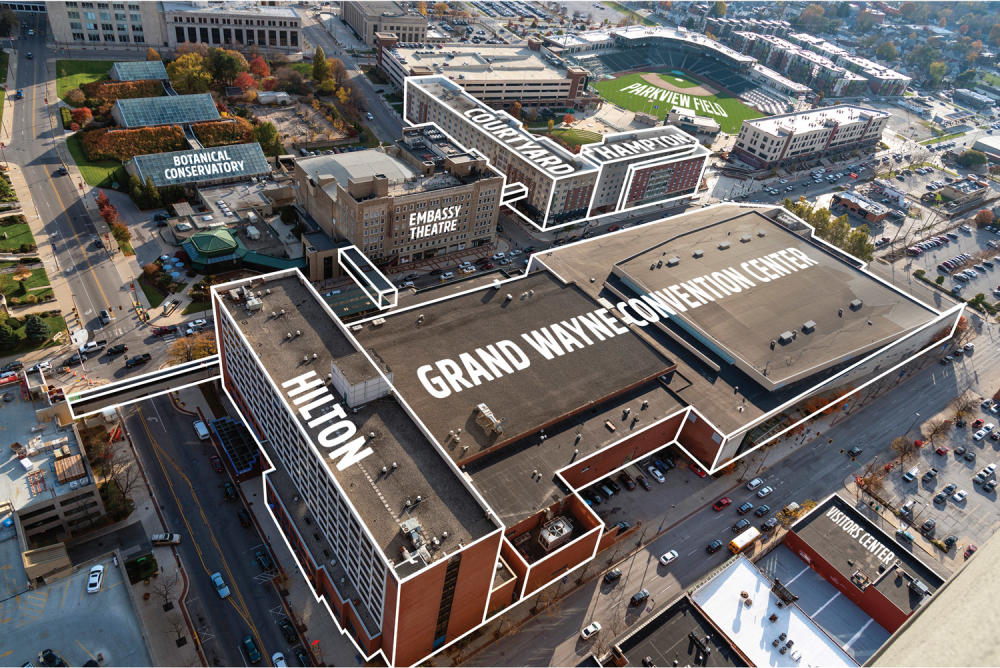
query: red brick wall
560 412 685 489
524 526 600 595
676 410 722 469
382 574 398 664
487 570 518 617
783 531 908 632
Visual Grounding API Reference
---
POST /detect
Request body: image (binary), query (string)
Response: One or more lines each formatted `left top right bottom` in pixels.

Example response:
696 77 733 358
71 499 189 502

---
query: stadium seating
583 44 755 96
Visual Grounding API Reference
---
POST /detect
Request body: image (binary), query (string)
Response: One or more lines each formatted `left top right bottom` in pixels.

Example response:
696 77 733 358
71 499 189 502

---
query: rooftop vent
802 320 816 334
666 256 680 267
693 249 704 258
740 234 752 243
778 330 795 345
718 241 731 250
849 299 863 311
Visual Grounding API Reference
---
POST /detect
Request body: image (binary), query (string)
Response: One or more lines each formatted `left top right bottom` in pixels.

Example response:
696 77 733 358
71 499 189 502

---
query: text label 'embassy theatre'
417 247 819 399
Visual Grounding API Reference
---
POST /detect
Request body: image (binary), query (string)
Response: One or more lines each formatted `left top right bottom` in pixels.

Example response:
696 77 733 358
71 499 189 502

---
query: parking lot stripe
59 578 70 610
811 590 841 617
75 638 99 663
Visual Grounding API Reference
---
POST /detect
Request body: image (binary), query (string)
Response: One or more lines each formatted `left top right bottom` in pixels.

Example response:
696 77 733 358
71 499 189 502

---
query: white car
492 252 505 260
439 271 454 280
188 319 208 330
29 360 52 372
508 249 523 257
659 550 678 566
953 489 968 503
746 477 763 491
756 485 774 498
974 428 988 441
398 280 414 289
86 564 104 594
985 423 996 432
647 465 665 483
580 621 602 640
272 652 287 667
984 464 998 476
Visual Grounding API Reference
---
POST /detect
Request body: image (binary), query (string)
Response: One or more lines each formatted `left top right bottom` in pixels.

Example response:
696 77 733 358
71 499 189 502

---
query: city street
8 19 172 379
122 392 299 667
464 318 999 667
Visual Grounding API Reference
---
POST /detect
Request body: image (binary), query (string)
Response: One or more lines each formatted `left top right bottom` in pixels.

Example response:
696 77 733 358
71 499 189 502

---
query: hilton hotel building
404 76 710 230
294 124 504 269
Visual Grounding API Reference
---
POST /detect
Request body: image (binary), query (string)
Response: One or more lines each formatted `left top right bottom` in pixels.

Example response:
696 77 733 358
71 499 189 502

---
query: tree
434 2 449 16
175 42 210 57
336 85 350 106
976 209 995 226
166 53 212 94
146 47 161 61
233 71 257 91
855 11 878 34
955 69 978 87
891 436 917 465
329 58 348 86
547 118 555 131
876 41 898 61
845 225 874 261
562 113 575 124
511 101 522 120
957 149 988 168
927 419 950 443
66 88 86 107
313 46 331 82
24 315 50 343
417 0 427 15
71 107 93 126
207 47 249 85
153 570 181 610
317 78 337 95
274 67 306 94
710 1 726 17
167 331 217 365
0 323 15 350
928 61 947 86
249 56 271 79
253 121 284 156
143 176 161 208
0 7 17 37
795 3 826 32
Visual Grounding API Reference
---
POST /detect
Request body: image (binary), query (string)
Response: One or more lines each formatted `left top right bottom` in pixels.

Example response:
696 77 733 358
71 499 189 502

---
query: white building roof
692 557 858 668
387 44 567 81
298 150 416 193
744 105 888 136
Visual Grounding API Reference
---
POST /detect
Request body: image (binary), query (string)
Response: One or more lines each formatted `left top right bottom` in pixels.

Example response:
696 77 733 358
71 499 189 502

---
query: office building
341 0 426 46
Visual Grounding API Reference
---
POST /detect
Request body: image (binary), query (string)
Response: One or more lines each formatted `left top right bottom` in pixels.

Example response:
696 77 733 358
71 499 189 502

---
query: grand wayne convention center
195 66 962 667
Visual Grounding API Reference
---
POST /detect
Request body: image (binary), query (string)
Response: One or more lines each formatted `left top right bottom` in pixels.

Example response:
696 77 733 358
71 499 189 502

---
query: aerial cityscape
1 0 999 666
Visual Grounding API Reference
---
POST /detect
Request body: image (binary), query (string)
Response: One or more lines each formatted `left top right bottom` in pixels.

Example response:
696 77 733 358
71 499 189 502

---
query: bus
728 527 761 554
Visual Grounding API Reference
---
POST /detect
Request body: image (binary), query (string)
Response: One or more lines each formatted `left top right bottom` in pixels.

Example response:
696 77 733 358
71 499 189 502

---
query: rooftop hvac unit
693 249 704 258
351 324 364 332
718 241 731 250
802 320 816 334
740 234 752 243
666 256 681 267
778 330 795 345
245 296 263 312
538 516 574 552
475 403 504 435
849 299 863 311
372 318 387 327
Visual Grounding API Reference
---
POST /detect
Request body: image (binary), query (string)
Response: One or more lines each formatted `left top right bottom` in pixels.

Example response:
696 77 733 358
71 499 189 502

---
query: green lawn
284 62 313 79
138 275 167 308
592 70 762 135
182 300 210 315
66 133 124 187
0 219 34 251
9 313 67 353
56 60 112 105
920 131 966 145
548 128 602 148
984 72 1000 88
602 1 657 26
0 266 50 297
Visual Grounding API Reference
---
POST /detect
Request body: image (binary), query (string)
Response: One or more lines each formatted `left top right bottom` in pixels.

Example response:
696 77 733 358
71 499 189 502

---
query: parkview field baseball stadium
211 201 960 667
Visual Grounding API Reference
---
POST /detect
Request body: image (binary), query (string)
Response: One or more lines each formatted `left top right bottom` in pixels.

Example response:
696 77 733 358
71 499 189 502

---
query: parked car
151 532 181 545
278 618 297 643
629 588 650 606
209 455 223 472
223 481 237 500
237 508 251 527
921 518 936 534
760 517 779 532
86 564 104 593
635 473 650 491
603 568 622 585
125 353 152 368
255 549 273 570
745 477 763 491
647 465 665 483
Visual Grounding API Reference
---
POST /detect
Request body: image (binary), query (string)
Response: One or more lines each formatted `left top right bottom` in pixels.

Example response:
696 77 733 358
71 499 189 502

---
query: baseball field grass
592 70 763 135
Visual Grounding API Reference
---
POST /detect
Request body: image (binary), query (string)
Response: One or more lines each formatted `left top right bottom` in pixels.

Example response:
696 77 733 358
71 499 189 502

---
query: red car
693 466 707 478
936 446 949 455
712 497 732 511
152 325 178 336
973 419 985 429
965 544 977 560
209 455 223 473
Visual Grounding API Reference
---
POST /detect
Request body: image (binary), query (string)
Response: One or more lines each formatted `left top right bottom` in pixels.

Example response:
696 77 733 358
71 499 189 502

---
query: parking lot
906 224 1000 299
0 555 150 667
874 400 1000 562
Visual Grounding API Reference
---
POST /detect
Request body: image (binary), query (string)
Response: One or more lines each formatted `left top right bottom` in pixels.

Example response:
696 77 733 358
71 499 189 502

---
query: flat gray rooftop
617 597 746 667
355 271 676 460
221 274 496 566
614 210 936 388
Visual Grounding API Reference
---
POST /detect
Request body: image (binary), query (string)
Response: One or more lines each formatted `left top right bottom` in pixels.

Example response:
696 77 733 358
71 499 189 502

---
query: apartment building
732 105 889 169
294 124 502 267
341 0 426 46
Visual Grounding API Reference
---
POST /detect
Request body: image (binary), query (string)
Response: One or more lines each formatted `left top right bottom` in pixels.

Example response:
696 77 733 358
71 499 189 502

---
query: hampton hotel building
404 75 711 230
213 201 960 666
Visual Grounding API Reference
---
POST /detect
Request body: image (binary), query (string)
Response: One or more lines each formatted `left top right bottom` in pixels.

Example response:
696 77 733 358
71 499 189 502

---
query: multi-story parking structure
403 76 709 230
731 105 889 169
212 203 960 667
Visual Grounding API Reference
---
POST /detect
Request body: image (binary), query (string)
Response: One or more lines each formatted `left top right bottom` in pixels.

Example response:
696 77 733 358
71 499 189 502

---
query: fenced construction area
592 70 762 134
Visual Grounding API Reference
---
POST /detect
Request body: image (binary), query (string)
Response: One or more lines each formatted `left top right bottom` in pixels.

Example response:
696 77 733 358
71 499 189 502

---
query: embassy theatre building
294 124 504 268
404 75 710 230
211 203 960 666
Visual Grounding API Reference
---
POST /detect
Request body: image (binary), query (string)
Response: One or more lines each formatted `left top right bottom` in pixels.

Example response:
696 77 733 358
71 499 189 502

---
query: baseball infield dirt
639 72 719 97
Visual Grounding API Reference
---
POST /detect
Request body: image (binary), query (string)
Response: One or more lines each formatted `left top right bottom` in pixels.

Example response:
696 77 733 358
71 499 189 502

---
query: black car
223 481 237 501
654 457 675 472
603 568 622 585
737 501 754 515
26 51 32 59
65 352 83 366
429 268 444 275
237 507 251 527
278 618 297 643
761 517 779 532
754 504 771 517
934 491 948 504
733 518 751 533
125 352 152 368
55 166 68 176
943 535 958 549
2 360 23 372
921 518 936 534
39 649 67 667
294 647 311 666
706 539 724 554
618 472 636 491
847 446 863 457
255 549 273 570
603 477 621 494
630 588 650 606
106 343 128 356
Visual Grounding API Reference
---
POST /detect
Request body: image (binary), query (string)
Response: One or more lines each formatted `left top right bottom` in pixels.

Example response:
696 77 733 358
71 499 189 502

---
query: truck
79 339 108 356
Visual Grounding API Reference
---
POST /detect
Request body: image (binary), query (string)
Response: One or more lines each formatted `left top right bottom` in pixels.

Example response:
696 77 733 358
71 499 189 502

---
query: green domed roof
189 229 238 256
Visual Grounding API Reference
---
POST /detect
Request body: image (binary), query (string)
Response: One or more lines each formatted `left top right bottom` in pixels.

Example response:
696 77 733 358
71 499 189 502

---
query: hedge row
191 117 253 148
80 79 164 104
80 125 188 162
